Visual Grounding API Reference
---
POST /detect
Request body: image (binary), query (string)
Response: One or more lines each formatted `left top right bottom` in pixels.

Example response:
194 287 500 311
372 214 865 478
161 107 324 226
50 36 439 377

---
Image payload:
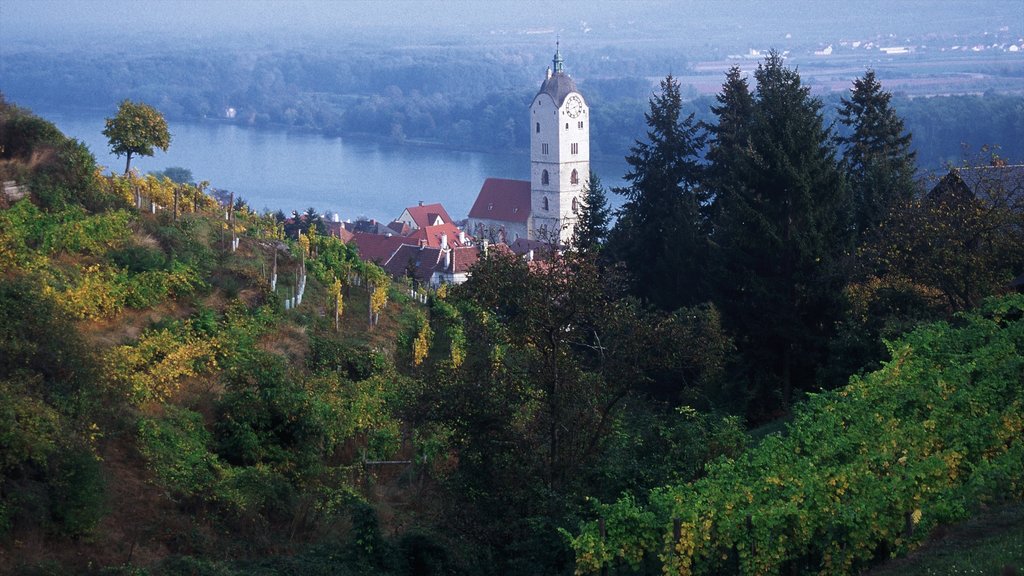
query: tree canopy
103 99 171 174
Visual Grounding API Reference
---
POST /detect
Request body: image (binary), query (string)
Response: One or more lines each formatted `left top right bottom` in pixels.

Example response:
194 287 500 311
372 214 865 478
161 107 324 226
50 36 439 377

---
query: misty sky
3 0 1020 51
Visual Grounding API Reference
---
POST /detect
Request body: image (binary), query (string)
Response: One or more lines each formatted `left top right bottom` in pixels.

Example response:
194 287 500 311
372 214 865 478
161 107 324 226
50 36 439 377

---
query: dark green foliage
570 171 612 253
396 531 458 576
609 74 710 309
590 398 747 502
711 51 851 413
151 218 217 278
137 407 221 503
0 108 63 159
215 351 326 480
307 336 386 380
838 70 918 239
0 275 96 402
45 443 106 536
109 244 168 273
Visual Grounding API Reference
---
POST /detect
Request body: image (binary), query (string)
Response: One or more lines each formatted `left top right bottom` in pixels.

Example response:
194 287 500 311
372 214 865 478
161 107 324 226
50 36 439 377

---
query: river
41 111 626 223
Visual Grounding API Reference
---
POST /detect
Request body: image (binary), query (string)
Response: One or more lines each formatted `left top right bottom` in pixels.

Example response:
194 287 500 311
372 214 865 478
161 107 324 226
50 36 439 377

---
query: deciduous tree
103 99 171 175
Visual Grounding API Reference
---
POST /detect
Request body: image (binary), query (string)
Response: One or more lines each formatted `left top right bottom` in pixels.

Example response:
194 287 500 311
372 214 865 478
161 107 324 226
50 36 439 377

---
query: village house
466 45 590 247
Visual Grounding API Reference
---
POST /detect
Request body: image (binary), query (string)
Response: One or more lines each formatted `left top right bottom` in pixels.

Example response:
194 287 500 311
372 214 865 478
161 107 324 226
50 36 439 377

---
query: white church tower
529 44 590 245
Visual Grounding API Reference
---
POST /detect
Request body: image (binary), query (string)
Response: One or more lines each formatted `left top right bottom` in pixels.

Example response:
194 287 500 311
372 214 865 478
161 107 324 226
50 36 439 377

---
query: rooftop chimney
440 233 448 250
419 200 424 206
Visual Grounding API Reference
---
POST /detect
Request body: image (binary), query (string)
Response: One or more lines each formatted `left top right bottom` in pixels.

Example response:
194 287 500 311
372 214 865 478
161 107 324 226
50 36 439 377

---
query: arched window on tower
541 170 549 185
572 197 579 214
542 197 549 211
535 122 540 133
570 169 579 185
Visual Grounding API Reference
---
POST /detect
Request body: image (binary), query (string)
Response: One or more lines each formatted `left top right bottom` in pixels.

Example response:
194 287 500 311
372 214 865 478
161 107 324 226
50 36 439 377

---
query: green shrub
110 244 167 273
47 443 106 536
308 335 387 380
137 407 221 502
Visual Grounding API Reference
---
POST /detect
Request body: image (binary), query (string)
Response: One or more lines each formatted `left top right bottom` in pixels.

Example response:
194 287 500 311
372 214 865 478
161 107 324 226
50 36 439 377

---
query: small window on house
542 143 549 155
570 143 578 155
541 169 549 185
536 122 540 133
542 197 549 211
571 169 579 185
572 197 579 214
488 203 493 210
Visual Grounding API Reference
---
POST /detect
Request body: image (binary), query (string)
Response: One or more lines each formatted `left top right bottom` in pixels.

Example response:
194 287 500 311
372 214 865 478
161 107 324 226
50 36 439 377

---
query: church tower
529 44 589 245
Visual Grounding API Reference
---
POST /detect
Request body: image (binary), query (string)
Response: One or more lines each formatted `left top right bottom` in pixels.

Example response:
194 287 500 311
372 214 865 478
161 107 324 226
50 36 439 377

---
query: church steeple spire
552 39 564 74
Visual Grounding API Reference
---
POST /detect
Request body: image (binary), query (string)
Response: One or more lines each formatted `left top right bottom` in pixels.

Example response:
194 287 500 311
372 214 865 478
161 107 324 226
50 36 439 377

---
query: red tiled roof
406 222 472 248
404 203 453 228
348 232 416 263
468 178 531 224
449 246 480 273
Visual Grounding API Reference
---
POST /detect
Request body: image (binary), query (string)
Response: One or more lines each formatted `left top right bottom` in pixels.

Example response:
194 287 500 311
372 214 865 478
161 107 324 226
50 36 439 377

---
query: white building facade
529 46 590 245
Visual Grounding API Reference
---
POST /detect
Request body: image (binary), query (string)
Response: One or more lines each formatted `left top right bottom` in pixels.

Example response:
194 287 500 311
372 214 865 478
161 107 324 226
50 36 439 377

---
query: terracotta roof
348 232 415 264
404 203 453 228
406 222 472 248
537 71 578 107
449 246 481 274
468 178 531 224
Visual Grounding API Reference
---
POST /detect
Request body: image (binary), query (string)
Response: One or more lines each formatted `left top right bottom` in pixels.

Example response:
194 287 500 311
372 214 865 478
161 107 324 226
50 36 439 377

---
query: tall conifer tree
609 74 708 309
706 66 755 220
839 70 918 239
571 171 612 253
712 51 850 413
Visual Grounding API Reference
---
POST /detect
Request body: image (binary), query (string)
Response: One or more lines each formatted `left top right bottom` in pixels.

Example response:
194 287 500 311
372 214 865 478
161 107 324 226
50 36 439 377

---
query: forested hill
1 47 1023 576
2 43 1022 169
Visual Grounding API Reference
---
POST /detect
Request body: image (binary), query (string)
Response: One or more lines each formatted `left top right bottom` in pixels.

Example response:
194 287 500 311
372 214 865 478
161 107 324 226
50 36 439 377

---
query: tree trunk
124 152 133 175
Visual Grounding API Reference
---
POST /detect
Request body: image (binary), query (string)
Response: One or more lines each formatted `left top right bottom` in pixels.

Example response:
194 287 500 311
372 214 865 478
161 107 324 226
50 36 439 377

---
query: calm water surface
43 112 625 222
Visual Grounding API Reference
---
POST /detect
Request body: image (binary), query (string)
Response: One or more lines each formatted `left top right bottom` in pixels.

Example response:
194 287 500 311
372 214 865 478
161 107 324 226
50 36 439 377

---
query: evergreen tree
705 66 755 223
608 74 709 309
712 51 850 414
570 171 612 253
838 70 918 240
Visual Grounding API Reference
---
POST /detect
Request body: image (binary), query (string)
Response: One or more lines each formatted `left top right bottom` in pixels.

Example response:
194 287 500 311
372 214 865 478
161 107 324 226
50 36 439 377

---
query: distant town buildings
467 44 589 246
314 46 590 287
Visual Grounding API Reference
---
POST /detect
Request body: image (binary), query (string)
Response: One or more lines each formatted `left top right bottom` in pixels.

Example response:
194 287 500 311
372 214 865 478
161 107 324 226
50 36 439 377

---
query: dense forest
1 49 1023 576
2 43 1023 169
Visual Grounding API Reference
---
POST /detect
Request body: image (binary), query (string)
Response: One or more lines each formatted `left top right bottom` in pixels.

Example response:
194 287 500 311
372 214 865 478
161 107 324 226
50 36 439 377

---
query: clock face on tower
565 94 583 118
